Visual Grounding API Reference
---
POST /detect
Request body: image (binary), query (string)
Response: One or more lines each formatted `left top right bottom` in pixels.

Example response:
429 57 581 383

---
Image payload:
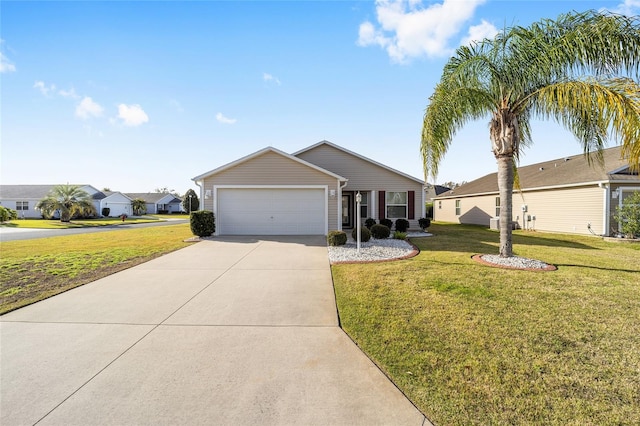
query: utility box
490 217 499 230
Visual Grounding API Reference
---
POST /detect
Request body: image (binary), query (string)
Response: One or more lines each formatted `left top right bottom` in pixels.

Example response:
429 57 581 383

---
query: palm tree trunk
497 155 514 257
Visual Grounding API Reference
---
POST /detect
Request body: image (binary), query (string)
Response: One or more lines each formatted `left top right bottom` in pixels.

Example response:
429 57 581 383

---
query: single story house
192 140 426 236
0 185 133 218
125 193 183 214
434 146 640 236
101 192 133 217
0 185 105 218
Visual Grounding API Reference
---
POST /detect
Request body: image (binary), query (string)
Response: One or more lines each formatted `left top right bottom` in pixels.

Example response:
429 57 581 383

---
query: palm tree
36 184 97 222
421 10 640 257
132 199 147 216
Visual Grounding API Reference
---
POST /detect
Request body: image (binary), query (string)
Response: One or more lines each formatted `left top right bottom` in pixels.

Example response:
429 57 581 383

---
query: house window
495 197 500 217
16 201 28 211
359 192 368 218
386 191 407 218
455 200 461 216
438 201 442 209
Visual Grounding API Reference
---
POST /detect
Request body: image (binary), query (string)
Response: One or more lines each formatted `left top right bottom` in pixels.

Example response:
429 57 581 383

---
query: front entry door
342 193 353 228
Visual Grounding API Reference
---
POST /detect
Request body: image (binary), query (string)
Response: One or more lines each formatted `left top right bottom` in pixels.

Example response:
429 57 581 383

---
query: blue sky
2 0 638 194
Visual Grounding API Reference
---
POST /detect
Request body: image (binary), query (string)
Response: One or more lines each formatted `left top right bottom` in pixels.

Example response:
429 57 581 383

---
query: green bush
393 231 407 240
380 218 393 229
418 217 431 230
327 230 347 246
395 218 410 232
364 218 376 229
101 207 111 217
190 210 215 237
0 206 18 222
614 191 640 238
370 224 390 239
351 226 371 242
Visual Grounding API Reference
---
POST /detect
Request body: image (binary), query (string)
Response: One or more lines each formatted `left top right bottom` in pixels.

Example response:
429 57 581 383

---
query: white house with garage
192 141 426 236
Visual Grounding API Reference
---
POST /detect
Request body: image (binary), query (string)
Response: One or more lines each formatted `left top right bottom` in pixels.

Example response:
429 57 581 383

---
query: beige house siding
200 151 341 231
516 186 604 235
434 195 497 225
296 144 424 228
436 185 607 235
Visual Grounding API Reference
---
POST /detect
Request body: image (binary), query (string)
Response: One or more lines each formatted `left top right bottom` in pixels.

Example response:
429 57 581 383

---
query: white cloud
58 87 80 99
0 51 15 73
357 0 488 62
216 112 237 124
117 104 149 127
34 80 56 96
610 0 640 15
460 19 499 47
75 96 104 119
263 72 281 85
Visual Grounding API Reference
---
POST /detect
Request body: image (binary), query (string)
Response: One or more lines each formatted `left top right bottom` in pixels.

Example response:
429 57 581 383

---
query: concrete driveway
1 236 429 425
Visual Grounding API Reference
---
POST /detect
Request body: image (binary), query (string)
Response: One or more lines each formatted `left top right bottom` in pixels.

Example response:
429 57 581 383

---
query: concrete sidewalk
1 236 430 425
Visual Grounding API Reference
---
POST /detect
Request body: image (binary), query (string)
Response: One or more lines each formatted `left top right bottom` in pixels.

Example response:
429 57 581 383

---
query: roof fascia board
192 146 347 182
294 140 424 185
436 180 615 199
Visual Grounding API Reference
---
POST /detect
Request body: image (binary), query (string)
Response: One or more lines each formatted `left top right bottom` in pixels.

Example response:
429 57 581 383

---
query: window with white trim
495 197 500 217
359 192 368 218
455 200 461 216
16 201 28 211
386 191 407 218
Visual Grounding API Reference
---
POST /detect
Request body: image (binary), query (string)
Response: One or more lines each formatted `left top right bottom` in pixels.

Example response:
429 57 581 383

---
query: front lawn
332 223 640 425
0 223 193 314
1 216 165 229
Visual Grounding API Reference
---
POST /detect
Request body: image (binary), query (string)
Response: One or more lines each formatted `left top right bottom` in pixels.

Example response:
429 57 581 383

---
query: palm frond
528 77 640 168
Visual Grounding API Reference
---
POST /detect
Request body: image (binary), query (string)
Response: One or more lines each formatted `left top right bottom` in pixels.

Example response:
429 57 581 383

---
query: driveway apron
1 236 428 425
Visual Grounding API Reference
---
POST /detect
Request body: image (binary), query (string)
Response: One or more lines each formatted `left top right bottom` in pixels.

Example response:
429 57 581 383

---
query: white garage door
217 188 326 235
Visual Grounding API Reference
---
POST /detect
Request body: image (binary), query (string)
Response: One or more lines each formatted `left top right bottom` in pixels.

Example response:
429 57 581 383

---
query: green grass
0 223 194 314
1 216 171 229
332 223 640 425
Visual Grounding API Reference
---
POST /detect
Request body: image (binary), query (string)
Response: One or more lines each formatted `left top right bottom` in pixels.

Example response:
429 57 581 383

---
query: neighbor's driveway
0 236 428 425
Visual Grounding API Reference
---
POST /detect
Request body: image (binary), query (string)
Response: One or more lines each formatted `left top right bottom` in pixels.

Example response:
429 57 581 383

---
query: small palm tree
132 199 147 216
421 10 640 257
36 184 96 222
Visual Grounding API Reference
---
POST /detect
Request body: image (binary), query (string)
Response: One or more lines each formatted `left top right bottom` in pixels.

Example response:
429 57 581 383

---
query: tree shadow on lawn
413 224 597 254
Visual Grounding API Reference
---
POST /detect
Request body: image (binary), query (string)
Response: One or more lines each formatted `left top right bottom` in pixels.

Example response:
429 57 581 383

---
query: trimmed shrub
380 218 393 229
101 207 111 217
364 217 376 229
370 224 391 239
393 231 407 240
395 218 410 232
190 210 215 237
0 206 18 222
418 217 431 230
327 230 347 246
351 226 371 242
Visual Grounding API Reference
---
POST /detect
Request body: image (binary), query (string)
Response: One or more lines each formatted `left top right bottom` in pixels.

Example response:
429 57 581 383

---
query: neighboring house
125 193 183 214
434 146 640 236
425 184 451 202
0 184 104 218
192 140 426 236
0 185 135 218
101 192 133 217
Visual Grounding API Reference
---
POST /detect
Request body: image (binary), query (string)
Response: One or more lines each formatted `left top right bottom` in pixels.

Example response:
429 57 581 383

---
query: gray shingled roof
437 146 638 198
0 185 105 200
125 193 182 203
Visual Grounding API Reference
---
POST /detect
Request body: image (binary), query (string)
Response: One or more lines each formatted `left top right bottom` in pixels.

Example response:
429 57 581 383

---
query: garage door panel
218 188 325 235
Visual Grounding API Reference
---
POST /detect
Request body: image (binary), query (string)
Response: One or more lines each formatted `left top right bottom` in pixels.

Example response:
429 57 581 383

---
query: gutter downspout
601 182 610 237
194 180 204 211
